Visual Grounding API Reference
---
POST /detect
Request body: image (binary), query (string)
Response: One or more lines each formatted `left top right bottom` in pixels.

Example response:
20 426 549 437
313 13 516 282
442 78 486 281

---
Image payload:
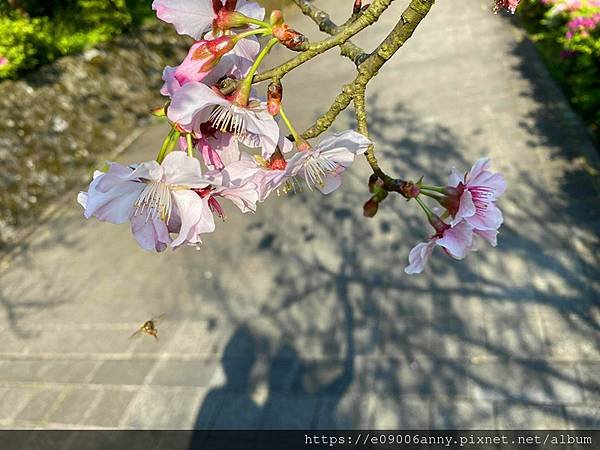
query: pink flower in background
290 131 372 194
152 0 265 39
78 152 213 252
443 158 506 242
0 56 8 66
494 0 522 13
405 220 475 275
167 81 280 157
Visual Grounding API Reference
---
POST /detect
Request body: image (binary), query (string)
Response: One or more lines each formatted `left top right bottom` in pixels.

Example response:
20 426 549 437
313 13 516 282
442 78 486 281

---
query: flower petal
152 0 215 40
451 189 476 226
404 240 437 274
437 220 474 260
168 82 229 131
161 152 209 187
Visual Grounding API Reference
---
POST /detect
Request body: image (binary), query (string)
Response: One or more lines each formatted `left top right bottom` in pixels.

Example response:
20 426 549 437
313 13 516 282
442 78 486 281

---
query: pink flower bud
270 10 284 26
363 197 379 218
267 80 283 116
273 24 308 51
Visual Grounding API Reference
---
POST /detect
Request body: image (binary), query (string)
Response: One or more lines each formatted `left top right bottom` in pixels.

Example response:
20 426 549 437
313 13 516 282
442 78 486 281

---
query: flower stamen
135 180 173 223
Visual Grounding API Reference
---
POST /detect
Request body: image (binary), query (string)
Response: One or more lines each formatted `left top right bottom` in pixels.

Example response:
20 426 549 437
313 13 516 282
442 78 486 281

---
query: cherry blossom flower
405 220 475 275
494 0 522 13
289 131 372 194
167 81 280 157
0 56 8 67
152 0 265 40
442 158 506 245
78 152 214 252
160 36 259 97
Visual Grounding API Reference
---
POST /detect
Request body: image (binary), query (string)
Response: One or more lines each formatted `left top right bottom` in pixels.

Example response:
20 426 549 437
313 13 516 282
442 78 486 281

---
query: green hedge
518 0 600 139
0 0 153 79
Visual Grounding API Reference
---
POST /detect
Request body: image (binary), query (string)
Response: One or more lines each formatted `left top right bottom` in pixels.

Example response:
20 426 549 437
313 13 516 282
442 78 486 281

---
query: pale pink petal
451 189 476 226
152 0 215 40
472 172 507 198
81 173 144 224
447 168 464 187
131 214 170 252
316 173 342 195
217 183 259 213
436 220 474 260
467 158 490 181
161 152 209 187
316 130 372 158
404 240 437 274
236 0 265 21
161 65 180 97
168 82 229 131
466 202 504 231
474 228 498 247
170 190 206 247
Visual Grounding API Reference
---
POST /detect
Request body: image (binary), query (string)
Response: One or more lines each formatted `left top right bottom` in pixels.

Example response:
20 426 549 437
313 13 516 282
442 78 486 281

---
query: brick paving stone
0 0 598 430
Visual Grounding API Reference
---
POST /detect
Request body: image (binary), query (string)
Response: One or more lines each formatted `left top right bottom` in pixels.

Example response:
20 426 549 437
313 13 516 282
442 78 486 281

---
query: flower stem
233 27 271 43
157 127 176 163
419 184 445 193
279 105 304 146
243 16 272 29
186 133 194 158
237 38 279 103
414 196 435 219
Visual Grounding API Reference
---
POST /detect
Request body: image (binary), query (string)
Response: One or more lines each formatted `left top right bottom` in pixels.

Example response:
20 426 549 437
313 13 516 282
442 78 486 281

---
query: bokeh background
0 0 599 431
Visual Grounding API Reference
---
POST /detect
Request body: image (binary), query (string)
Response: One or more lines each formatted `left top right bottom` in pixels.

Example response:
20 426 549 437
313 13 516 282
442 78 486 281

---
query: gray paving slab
0 0 597 430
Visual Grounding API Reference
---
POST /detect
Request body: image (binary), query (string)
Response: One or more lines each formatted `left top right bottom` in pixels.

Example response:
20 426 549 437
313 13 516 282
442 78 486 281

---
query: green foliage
0 0 153 79
518 0 600 138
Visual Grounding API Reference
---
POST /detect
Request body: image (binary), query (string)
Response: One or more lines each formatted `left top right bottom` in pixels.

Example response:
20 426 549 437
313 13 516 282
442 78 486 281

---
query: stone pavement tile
494 403 567 429
0 386 32 421
537 307 599 361
81 389 136 427
430 399 494 430
565 405 600 430
25 330 133 355
15 388 61 423
210 391 263 430
90 360 155 385
149 359 218 387
260 393 318 430
369 395 430 429
161 321 231 357
46 387 101 425
121 386 203 429
576 363 600 402
467 362 584 404
0 360 98 384
314 391 375 429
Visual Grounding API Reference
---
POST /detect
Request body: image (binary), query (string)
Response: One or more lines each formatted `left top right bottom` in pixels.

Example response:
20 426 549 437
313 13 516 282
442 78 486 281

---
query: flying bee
130 314 165 341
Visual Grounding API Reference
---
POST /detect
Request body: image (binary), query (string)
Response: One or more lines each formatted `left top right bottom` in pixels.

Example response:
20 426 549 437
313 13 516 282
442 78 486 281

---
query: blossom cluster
404 159 506 274
494 0 523 13
541 0 600 41
79 0 371 252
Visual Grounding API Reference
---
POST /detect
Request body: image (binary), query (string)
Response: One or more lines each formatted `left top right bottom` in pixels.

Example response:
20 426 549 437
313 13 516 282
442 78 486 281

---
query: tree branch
291 0 368 65
253 0 396 83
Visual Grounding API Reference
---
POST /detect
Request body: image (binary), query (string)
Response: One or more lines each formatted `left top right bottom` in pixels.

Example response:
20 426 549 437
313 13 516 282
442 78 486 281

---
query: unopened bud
151 105 166 117
368 174 385 194
267 80 283 116
273 24 309 51
363 197 379 218
270 10 284 26
214 9 249 31
353 0 362 14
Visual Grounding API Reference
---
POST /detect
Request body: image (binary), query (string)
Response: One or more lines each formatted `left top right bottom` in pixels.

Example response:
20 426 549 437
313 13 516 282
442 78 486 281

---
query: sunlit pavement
0 0 598 430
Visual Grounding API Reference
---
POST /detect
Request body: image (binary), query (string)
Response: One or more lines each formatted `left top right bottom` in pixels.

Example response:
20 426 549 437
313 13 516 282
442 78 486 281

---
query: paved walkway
0 0 598 430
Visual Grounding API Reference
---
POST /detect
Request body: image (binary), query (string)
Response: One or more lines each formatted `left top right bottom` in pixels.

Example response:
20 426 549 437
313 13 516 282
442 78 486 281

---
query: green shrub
518 0 600 138
0 0 152 79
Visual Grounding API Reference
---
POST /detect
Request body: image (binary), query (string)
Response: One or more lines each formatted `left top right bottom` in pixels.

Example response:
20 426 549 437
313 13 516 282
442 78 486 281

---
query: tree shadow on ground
188 86 599 431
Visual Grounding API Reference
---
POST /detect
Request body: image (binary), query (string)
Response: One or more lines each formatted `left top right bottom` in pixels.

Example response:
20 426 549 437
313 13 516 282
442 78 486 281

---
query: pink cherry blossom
152 0 265 40
445 158 506 240
78 152 213 252
160 35 259 97
0 56 8 67
494 0 522 13
289 131 372 194
404 220 475 275
167 81 280 157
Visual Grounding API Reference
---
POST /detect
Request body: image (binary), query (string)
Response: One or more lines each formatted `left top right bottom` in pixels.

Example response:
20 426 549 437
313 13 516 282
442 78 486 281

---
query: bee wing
129 328 144 339
151 314 166 324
